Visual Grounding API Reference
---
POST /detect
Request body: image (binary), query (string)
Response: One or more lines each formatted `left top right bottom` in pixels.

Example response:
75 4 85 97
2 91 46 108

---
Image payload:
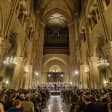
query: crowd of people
0 85 112 112
0 87 49 112
61 87 112 112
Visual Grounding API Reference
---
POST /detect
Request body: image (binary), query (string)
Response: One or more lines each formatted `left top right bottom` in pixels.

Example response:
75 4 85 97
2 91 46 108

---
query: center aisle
42 95 70 112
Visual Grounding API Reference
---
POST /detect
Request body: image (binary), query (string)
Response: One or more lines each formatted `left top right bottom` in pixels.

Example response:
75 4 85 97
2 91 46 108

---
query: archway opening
47 65 64 82
43 12 69 54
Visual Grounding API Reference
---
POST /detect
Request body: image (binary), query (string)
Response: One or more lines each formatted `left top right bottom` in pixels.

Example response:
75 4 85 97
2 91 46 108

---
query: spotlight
5 80 9 84
74 70 79 75
35 72 39 76
48 74 51 77
60 74 63 77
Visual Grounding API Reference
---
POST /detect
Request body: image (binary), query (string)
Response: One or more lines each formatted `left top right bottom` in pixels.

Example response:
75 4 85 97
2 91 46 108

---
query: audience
0 84 112 112
61 87 112 112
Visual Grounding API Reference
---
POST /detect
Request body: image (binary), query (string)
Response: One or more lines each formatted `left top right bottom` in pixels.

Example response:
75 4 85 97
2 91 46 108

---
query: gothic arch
42 8 72 24
43 56 68 67
42 57 69 82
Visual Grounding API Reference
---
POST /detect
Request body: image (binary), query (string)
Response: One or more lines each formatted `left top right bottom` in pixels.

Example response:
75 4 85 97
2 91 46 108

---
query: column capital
103 41 112 54
80 64 89 72
104 41 112 48
16 56 24 64
0 38 10 48
89 56 99 67
103 41 112 56
68 22 75 27
24 64 32 72
89 56 99 62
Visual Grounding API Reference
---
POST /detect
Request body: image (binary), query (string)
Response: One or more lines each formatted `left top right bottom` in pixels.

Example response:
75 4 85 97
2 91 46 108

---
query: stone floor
42 95 70 112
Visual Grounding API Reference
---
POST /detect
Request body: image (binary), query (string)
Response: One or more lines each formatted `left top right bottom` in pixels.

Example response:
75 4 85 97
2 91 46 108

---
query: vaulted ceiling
33 0 82 54
34 0 82 24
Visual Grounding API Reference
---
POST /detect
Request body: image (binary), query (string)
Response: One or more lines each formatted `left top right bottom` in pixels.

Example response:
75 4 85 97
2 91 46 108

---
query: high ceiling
33 0 82 54
34 0 82 24
47 13 67 26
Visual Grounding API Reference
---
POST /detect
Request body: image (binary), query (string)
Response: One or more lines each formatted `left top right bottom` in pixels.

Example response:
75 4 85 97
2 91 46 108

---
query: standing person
8 100 23 112
21 95 34 112
70 94 79 112
0 103 4 112
83 97 94 112
108 92 112 112
0 94 5 112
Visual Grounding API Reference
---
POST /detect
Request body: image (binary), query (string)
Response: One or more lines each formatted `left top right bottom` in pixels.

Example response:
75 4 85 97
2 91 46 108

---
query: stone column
0 38 4 56
103 41 112 70
72 74 80 88
38 22 45 83
89 56 100 89
0 37 10 57
80 64 89 89
103 41 112 60
68 22 76 82
33 78 39 89
28 65 32 89
24 65 32 89
11 56 24 89
0 38 4 89
97 0 110 41
0 37 10 89
19 76 25 89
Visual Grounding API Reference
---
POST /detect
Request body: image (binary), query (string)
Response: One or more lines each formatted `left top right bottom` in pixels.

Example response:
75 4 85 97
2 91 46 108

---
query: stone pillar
38 22 45 83
80 64 89 89
11 56 24 89
103 41 112 60
0 37 10 89
29 65 32 89
24 65 32 89
89 56 100 89
0 35 3 89
103 41 112 70
68 22 76 82
0 37 10 57
33 79 38 89
0 38 4 56
19 76 25 89
72 74 80 88
97 0 110 41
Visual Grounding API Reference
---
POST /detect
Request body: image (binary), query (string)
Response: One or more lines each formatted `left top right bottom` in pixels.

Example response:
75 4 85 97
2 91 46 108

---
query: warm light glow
74 70 79 75
97 58 109 67
35 72 39 76
48 74 51 77
3 56 17 65
84 66 89 73
5 80 9 84
24 65 29 72
49 65 62 72
60 74 63 77
47 13 66 25
103 80 108 84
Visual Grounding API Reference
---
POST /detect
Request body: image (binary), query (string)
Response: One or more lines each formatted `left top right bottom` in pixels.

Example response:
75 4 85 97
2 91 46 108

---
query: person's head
95 94 100 101
102 97 108 103
84 97 92 104
14 100 21 108
19 93 25 100
72 94 79 103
